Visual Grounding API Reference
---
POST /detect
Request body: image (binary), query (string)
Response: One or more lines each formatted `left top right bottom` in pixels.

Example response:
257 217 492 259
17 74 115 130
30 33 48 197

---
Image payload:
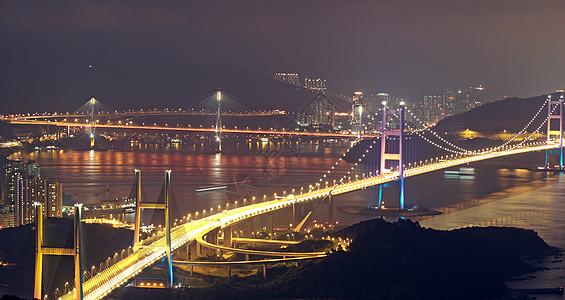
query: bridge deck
60 142 556 300
5 120 378 138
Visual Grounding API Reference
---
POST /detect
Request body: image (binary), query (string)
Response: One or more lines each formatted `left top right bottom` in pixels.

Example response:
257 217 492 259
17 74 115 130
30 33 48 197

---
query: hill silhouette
0 34 320 114
433 93 563 135
171 218 554 300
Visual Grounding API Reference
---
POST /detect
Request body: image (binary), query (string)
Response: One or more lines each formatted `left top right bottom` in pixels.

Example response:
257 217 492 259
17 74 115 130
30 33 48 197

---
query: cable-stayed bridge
30 94 565 300
3 91 367 142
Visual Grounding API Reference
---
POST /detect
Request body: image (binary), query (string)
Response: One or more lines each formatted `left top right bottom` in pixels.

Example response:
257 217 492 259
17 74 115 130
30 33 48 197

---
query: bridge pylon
545 95 564 169
215 91 223 153
133 169 142 251
132 170 173 287
34 203 84 300
89 98 96 148
378 101 405 210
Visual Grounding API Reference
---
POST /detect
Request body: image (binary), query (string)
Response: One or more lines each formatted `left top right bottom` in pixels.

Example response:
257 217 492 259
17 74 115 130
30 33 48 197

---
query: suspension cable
404 98 548 154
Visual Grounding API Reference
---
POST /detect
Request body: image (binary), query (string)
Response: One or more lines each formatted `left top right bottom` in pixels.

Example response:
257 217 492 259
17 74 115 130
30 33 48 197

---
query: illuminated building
301 93 334 126
0 160 62 227
443 89 457 117
375 93 390 105
43 178 63 218
351 92 364 134
304 77 327 94
423 95 443 123
0 161 24 227
274 73 301 87
469 84 487 106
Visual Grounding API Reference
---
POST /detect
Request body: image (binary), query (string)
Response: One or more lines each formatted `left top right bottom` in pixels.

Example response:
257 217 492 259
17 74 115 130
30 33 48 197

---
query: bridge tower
545 95 564 169
378 101 405 210
215 91 223 153
89 97 95 148
133 169 142 251
34 203 84 300
132 170 173 287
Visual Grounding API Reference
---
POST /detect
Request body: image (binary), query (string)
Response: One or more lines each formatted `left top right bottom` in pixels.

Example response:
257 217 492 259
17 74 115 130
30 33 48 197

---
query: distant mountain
0 34 318 113
433 94 560 135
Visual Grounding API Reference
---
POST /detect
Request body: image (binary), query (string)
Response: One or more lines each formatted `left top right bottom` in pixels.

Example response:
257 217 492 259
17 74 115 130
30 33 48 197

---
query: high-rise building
304 77 327 94
360 94 374 115
423 95 443 123
43 178 63 218
1 160 24 223
411 100 425 124
274 73 301 87
443 89 457 117
301 96 334 126
455 90 469 114
1 160 62 227
351 92 364 133
375 93 391 110
467 84 486 107
21 175 40 225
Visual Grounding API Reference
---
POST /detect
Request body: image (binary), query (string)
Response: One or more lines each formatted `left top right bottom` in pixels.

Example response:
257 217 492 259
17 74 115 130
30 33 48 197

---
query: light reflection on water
10 144 350 214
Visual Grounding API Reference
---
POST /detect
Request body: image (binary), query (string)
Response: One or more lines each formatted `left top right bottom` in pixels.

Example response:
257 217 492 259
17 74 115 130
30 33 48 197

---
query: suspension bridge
31 94 565 300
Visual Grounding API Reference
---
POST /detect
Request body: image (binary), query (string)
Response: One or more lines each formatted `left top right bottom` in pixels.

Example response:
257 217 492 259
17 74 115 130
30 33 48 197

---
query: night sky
1 1 565 111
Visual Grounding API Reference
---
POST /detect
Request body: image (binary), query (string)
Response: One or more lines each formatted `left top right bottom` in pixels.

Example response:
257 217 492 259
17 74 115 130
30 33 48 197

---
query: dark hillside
174 218 554 300
434 94 558 135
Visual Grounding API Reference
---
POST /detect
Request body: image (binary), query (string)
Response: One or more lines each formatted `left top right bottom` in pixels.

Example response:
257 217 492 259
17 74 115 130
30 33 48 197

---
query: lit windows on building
1 160 63 227
274 73 301 87
304 77 327 94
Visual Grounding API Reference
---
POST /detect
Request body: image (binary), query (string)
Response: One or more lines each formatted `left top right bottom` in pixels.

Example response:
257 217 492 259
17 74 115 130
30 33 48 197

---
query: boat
444 167 475 176
196 179 252 192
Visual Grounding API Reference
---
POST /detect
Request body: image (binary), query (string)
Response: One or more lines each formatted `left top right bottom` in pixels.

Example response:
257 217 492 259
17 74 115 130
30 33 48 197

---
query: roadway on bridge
7 120 379 138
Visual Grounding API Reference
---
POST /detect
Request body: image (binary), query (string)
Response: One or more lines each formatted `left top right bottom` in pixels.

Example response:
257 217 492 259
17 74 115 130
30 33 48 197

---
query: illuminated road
172 255 326 266
196 235 326 258
58 141 558 300
5 110 285 119
7 120 379 138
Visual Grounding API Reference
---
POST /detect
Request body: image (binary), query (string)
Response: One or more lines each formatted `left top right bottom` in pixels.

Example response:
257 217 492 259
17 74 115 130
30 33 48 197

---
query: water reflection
11 148 556 230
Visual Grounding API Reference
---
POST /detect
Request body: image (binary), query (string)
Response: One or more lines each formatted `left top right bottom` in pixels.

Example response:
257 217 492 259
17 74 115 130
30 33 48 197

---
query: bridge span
8 120 379 138
57 141 557 300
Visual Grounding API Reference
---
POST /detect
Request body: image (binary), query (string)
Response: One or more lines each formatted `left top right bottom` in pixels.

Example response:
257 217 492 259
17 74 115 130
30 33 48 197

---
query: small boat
444 167 475 176
196 179 252 192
